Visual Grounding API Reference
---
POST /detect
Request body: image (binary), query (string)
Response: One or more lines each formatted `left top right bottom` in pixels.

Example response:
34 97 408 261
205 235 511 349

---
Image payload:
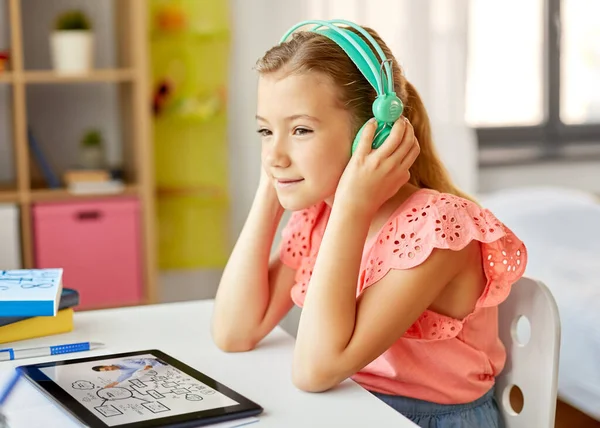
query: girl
212 20 526 428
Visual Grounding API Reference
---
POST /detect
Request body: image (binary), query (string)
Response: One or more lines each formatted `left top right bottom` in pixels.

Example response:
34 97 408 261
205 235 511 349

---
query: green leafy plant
55 10 92 31
81 129 102 148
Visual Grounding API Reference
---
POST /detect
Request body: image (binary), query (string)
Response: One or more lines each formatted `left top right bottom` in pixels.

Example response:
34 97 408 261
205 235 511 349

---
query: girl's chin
276 185 335 211
279 199 311 212
277 194 319 212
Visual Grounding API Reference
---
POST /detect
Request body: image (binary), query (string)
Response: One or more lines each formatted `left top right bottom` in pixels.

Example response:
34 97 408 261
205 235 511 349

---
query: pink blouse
279 188 527 404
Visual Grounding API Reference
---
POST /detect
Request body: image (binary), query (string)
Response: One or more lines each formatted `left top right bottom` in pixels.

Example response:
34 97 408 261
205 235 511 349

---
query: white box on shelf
0 203 22 269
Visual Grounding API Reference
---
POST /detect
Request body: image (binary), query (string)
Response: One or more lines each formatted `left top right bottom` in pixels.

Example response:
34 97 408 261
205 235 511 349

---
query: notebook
0 308 74 344
0 269 64 317
0 288 79 328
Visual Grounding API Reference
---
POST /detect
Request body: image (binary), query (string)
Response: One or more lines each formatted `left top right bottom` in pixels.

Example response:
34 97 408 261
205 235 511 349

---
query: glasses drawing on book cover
0 270 61 291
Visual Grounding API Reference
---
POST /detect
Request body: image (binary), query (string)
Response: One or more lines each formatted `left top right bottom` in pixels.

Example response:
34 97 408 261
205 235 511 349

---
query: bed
479 186 600 421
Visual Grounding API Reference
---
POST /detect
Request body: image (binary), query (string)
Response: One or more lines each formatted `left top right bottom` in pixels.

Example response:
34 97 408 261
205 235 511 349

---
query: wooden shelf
156 185 228 200
30 185 139 202
22 69 136 84
1 0 157 303
0 189 19 203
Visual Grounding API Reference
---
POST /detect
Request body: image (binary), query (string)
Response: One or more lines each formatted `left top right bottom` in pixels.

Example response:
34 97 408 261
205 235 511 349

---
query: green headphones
279 19 404 154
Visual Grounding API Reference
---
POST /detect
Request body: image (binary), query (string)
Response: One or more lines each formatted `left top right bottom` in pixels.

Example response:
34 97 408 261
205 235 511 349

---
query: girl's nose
264 136 291 168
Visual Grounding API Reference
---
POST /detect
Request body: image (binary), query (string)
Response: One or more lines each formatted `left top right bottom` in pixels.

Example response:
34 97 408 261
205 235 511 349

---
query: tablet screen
38 353 240 427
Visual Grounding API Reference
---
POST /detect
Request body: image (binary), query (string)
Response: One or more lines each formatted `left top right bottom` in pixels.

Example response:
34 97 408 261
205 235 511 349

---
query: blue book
27 128 60 189
0 269 64 317
0 288 79 327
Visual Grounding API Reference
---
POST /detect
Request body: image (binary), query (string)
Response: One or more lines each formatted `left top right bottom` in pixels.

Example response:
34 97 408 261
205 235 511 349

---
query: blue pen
0 342 104 362
0 369 21 407
0 369 21 428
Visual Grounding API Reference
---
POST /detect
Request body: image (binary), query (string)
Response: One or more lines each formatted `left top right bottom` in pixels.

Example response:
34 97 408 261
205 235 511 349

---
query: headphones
279 19 404 154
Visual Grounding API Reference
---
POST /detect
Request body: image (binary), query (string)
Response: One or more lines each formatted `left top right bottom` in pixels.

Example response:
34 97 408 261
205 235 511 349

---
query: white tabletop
0 299 416 427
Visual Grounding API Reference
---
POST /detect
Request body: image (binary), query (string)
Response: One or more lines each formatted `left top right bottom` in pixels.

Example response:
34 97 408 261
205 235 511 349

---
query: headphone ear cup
351 120 391 154
373 94 403 123
372 125 391 149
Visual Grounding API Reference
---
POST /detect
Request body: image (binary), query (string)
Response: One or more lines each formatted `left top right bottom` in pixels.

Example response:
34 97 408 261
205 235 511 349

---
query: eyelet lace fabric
280 190 527 340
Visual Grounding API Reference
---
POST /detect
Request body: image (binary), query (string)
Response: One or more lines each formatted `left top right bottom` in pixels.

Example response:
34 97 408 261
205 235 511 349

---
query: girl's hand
335 118 420 217
258 163 273 191
257 162 284 209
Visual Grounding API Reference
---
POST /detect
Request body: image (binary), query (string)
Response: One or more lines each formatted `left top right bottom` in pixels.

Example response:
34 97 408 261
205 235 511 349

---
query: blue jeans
371 387 504 428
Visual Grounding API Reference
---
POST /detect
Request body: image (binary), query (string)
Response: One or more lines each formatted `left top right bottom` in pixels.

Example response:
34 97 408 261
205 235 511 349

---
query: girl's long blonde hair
255 24 473 201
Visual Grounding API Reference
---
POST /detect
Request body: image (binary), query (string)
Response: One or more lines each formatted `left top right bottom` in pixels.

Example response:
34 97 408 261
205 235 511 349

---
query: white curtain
307 0 478 194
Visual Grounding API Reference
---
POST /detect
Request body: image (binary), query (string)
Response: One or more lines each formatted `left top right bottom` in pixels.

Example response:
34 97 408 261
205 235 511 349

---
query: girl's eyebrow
287 114 321 123
255 114 320 123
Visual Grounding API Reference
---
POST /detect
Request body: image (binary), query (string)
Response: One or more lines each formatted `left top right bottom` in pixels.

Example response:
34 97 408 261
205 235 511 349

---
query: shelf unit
22 68 136 84
0 0 157 305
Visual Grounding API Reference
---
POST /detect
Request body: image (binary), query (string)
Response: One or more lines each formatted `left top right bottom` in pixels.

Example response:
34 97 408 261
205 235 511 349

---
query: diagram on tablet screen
40 354 239 427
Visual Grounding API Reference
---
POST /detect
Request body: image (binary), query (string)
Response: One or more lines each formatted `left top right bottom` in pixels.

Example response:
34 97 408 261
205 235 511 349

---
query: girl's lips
276 178 304 188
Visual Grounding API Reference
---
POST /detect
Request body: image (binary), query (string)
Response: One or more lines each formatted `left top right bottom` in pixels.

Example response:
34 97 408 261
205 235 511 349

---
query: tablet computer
17 349 263 428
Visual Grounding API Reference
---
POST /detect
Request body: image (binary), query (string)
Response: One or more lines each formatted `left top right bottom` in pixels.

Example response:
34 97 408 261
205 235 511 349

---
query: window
466 0 600 163
561 0 600 125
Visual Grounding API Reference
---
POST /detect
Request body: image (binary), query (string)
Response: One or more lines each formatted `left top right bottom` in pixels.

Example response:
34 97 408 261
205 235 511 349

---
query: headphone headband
278 19 404 154
279 19 394 97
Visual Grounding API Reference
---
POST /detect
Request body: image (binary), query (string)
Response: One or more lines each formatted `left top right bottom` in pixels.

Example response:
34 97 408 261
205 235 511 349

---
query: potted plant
50 10 93 74
80 129 106 169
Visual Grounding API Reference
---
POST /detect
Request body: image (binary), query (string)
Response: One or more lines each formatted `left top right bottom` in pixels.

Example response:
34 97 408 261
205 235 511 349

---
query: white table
0 300 416 427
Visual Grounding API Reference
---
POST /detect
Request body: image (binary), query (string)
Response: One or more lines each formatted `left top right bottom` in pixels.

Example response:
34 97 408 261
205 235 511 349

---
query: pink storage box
33 197 143 310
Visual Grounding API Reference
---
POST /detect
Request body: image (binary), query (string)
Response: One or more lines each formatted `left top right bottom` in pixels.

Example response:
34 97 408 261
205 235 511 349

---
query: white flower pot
50 31 94 74
80 146 106 169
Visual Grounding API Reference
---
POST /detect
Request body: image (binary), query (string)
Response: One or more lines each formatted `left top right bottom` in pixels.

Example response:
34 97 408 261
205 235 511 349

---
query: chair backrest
496 276 561 428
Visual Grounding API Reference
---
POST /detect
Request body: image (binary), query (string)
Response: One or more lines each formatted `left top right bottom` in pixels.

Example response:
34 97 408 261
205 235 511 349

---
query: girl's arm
292 203 471 392
291 118 458 392
211 183 297 352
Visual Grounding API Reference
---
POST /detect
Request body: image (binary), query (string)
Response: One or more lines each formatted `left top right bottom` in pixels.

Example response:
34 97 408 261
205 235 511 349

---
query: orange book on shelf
63 169 111 184
0 308 74 344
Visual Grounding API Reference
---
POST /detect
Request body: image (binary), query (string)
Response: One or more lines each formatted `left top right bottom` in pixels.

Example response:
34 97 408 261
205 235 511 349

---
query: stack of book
0 269 79 344
63 169 124 195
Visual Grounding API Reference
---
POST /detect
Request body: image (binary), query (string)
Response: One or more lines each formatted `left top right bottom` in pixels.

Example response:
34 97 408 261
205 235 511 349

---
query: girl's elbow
291 363 340 393
214 336 257 353
211 325 258 353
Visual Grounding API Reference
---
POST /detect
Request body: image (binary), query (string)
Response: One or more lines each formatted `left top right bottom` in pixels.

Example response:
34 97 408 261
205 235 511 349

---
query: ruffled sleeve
279 202 327 269
279 202 331 306
360 191 527 340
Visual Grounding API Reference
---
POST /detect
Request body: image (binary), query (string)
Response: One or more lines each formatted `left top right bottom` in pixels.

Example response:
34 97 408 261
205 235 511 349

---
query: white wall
479 161 600 195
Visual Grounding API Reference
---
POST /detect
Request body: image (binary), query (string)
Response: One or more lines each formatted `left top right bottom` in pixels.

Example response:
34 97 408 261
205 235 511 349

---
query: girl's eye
257 128 272 137
294 128 312 136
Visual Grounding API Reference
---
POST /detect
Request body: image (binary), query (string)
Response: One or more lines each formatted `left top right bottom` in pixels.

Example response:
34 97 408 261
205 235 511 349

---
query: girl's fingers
374 118 407 158
389 120 416 163
355 119 377 157
397 138 420 172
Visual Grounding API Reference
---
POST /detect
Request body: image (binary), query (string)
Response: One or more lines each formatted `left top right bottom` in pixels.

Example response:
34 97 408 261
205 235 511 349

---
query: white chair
496 276 561 428
482 186 600 421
